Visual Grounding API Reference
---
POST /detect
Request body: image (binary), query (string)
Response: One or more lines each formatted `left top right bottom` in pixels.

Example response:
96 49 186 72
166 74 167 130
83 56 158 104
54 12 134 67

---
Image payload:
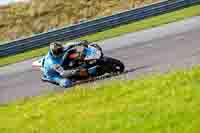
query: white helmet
49 41 64 57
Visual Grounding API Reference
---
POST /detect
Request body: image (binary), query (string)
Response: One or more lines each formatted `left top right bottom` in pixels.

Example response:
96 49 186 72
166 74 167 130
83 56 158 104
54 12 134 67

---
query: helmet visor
52 47 63 57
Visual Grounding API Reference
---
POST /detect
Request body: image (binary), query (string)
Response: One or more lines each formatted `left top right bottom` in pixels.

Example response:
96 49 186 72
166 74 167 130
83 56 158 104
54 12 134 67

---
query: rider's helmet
49 41 64 57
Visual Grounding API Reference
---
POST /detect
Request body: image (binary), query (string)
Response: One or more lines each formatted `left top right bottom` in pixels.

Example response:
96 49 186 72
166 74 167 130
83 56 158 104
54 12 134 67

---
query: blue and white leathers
42 51 73 88
42 44 99 87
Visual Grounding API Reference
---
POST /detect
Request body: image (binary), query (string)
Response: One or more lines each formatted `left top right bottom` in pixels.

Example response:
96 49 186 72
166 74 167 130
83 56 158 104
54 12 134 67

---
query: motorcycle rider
42 41 92 88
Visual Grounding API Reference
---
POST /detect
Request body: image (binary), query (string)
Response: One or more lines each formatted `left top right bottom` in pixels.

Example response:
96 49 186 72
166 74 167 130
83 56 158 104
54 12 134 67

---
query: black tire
100 56 125 74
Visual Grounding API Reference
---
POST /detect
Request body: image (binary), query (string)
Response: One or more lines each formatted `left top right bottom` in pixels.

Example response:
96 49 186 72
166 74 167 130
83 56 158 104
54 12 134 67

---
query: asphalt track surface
0 16 200 104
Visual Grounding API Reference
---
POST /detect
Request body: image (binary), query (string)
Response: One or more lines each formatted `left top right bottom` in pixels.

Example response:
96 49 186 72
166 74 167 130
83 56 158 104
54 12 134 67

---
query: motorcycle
32 43 125 84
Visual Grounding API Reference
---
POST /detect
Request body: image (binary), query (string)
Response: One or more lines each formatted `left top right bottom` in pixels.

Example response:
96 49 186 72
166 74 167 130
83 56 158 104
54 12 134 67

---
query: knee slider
59 79 73 88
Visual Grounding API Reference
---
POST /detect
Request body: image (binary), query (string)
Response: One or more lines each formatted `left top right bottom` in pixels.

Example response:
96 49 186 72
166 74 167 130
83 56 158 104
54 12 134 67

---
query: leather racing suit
41 41 97 88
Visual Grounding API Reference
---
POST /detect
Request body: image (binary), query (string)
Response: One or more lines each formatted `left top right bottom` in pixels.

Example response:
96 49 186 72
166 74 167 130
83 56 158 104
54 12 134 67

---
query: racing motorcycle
32 43 125 84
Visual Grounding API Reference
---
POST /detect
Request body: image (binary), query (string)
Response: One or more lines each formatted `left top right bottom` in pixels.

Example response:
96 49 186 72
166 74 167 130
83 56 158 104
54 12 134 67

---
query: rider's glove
60 69 88 78
69 68 88 77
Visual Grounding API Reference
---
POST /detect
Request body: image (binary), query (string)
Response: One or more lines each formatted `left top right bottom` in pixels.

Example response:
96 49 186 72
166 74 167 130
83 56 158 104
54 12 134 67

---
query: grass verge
0 0 156 42
1 66 200 132
1 4 200 67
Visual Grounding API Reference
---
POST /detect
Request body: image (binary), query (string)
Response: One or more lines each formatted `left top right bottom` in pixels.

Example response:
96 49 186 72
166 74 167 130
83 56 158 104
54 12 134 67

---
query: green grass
1 66 200 132
1 4 200 67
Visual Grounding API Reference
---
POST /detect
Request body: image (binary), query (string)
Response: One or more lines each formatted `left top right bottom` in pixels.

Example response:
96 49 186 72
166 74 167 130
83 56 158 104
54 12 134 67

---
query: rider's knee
59 79 73 88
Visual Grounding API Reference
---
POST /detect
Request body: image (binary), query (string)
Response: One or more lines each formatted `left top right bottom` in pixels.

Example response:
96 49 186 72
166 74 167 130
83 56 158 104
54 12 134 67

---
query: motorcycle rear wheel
100 56 125 74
